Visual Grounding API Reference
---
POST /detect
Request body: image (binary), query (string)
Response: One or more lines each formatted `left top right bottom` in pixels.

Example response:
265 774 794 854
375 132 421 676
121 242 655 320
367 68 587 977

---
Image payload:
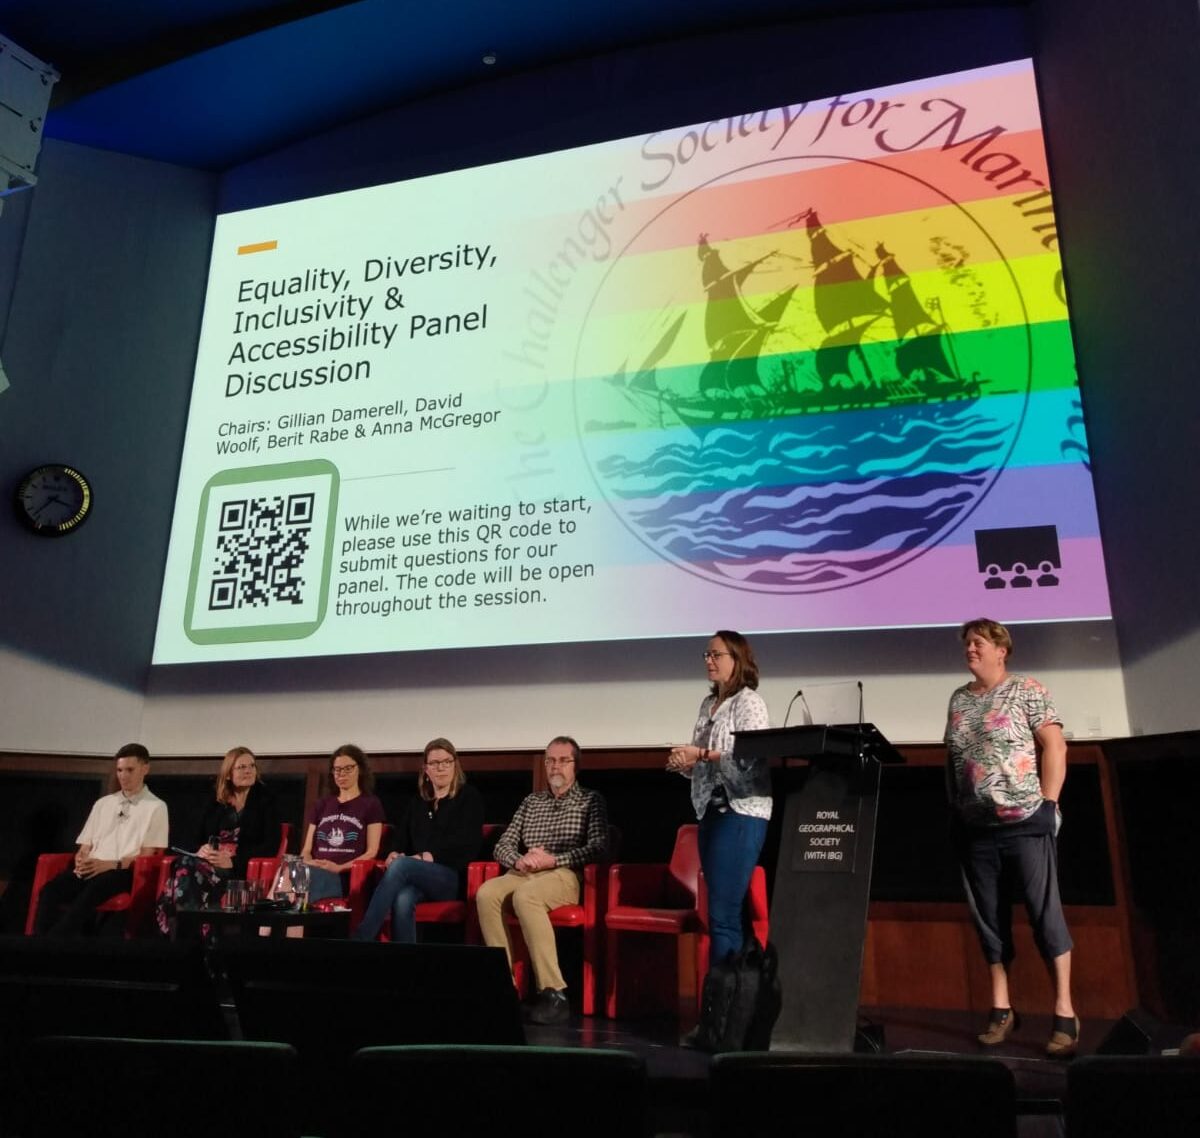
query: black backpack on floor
695 938 782 1053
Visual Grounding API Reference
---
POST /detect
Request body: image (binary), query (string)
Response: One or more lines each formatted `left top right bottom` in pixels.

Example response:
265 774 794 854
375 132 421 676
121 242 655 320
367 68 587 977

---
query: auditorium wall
1032 0 1200 736
2 2 1193 756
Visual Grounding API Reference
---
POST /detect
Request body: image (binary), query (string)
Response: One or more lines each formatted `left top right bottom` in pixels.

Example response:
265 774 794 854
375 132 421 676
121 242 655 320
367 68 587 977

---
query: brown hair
709 629 760 696
960 618 1013 660
329 743 374 795
418 737 466 802
216 746 258 803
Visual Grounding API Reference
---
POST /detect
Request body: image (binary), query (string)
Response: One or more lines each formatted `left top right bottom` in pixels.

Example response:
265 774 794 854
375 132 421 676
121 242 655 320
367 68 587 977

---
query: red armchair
25 852 167 938
604 823 703 1019
348 824 504 944
604 823 769 1020
493 826 619 1017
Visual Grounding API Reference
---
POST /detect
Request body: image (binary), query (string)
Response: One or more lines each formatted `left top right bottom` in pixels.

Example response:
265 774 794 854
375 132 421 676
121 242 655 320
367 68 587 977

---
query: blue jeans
353 857 459 943
306 866 346 903
699 808 768 965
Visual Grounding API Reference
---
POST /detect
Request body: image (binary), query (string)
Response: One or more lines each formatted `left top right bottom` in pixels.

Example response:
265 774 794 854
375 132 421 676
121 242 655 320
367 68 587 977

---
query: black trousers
957 801 1073 965
35 866 133 937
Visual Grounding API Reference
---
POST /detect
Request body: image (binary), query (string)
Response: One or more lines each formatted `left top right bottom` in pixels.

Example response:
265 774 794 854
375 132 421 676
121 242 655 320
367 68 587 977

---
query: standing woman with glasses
302 744 385 903
668 631 772 970
353 737 485 943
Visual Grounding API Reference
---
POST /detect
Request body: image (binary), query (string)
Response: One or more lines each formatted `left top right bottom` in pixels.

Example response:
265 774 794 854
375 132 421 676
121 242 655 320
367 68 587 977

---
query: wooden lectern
731 723 904 1051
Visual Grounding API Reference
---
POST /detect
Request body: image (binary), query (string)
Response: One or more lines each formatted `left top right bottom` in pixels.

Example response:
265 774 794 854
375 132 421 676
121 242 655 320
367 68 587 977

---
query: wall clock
15 463 93 535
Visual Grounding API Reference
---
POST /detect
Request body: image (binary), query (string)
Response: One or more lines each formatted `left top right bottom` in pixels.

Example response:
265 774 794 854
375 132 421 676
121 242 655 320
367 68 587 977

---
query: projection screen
152 59 1110 664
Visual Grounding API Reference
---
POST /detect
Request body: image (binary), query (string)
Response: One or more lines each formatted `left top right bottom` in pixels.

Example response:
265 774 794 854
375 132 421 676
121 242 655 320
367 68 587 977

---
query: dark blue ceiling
0 0 1011 171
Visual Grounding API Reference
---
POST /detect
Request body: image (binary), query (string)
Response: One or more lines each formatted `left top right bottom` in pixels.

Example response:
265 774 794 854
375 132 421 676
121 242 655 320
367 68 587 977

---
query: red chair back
25 852 166 938
666 824 701 908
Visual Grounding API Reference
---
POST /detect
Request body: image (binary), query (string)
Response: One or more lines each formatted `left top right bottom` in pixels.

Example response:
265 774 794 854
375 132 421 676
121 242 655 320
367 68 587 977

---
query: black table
175 904 351 941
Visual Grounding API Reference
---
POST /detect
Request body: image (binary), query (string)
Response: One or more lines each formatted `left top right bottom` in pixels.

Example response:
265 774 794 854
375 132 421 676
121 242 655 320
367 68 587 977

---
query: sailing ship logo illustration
605 208 981 431
574 156 1033 593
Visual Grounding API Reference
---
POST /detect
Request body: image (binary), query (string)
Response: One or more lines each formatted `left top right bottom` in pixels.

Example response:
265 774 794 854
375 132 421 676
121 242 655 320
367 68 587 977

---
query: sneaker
1045 1015 1080 1059
528 988 570 1025
977 1008 1020 1046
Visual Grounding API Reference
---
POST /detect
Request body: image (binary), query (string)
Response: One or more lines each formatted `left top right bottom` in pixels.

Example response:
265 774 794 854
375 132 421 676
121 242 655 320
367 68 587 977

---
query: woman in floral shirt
946 618 1078 1058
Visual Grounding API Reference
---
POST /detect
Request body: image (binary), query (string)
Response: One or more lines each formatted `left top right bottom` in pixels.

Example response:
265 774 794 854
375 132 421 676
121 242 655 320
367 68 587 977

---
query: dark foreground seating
343 1045 648 1138
709 1052 1017 1138
0 934 226 1044
23 1037 300 1138
220 938 524 1137
1067 1055 1200 1137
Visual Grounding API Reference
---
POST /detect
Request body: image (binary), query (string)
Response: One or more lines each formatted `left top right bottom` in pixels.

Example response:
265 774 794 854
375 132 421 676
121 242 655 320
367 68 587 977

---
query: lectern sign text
792 783 862 874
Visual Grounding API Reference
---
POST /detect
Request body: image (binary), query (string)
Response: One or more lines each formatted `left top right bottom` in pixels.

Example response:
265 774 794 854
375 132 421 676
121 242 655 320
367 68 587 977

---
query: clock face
15 464 93 535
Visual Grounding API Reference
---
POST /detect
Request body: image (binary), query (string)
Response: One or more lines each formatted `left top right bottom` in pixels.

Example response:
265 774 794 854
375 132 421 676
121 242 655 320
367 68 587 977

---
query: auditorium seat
352 822 504 944
24 851 168 938
0 935 227 1050
605 823 704 1019
1067 1055 1200 1137
22 1037 300 1138
708 1053 1017 1138
222 937 524 1053
341 1044 648 1138
221 937 523 1138
490 825 619 1016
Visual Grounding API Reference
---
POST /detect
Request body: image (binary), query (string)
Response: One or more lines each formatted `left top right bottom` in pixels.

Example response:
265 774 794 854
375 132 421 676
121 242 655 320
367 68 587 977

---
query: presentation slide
152 59 1111 665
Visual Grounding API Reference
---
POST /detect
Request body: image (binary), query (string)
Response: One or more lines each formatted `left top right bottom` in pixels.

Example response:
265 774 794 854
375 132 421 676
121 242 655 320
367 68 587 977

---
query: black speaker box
1096 1007 1191 1055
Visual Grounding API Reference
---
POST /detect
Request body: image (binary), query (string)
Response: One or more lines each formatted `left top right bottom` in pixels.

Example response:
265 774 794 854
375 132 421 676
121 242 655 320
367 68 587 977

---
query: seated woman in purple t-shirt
301 744 384 903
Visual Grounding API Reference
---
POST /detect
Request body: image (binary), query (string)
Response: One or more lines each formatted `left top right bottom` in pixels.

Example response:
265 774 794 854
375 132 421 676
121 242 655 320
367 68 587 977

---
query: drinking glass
289 860 311 912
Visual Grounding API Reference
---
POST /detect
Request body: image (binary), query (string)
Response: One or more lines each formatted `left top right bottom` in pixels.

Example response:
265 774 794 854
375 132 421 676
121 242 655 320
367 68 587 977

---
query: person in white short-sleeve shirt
33 743 169 936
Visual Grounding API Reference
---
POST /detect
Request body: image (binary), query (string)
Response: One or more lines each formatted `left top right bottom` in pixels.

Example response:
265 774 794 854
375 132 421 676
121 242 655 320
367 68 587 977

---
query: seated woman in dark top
353 737 485 943
156 746 281 932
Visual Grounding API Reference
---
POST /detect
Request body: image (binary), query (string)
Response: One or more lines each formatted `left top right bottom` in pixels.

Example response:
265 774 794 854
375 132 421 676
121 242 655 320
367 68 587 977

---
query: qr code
208 493 315 610
185 461 337 644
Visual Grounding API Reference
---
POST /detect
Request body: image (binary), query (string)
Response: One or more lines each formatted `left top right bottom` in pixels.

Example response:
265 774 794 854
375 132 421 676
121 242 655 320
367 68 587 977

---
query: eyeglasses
544 756 576 766
702 651 732 661
425 759 455 769
331 764 358 775
232 763 257 773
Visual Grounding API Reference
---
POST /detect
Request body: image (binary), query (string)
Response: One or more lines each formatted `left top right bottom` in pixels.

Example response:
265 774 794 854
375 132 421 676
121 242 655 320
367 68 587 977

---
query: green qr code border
184 459 340 645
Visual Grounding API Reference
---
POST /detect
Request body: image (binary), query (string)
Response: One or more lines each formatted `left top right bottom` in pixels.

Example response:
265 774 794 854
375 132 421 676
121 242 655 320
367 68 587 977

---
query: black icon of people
974 526 1061 589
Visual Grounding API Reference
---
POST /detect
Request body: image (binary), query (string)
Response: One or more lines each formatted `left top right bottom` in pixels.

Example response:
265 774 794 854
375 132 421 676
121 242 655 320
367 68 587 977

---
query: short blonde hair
960 618 1013 660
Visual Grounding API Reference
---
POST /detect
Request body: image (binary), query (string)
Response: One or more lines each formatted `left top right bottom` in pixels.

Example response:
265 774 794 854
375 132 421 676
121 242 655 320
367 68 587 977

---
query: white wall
0 648 145 755
137 622 1127 755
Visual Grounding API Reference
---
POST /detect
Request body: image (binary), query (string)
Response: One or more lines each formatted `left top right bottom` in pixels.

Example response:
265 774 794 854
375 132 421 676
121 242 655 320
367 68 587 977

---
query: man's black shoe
528 988 570 1025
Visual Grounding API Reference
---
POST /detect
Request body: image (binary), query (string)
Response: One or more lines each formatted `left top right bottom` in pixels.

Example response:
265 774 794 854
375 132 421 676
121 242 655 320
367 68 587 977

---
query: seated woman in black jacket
353 737 484 943
156 746 281 931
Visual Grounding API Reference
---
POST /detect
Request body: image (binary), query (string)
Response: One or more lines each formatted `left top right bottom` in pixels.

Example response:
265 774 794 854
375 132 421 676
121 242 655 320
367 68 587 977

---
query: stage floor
524 1005 1110 1137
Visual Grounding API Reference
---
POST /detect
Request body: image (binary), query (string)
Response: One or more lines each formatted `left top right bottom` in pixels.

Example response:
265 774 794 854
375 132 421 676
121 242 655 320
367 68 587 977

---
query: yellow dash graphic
237 240 278 255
